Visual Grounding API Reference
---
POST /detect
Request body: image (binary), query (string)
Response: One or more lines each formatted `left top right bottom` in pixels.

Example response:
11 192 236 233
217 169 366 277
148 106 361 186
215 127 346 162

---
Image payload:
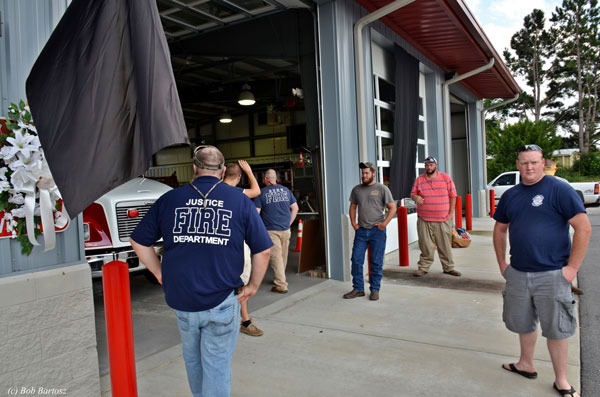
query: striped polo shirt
410 171 457 222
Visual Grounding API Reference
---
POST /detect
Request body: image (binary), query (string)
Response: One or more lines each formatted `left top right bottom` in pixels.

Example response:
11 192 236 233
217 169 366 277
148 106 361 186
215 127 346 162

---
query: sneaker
414 269 428 277
343 289 365 299
443 269 462 277
240 319 264 337
369 291 379 301
271 286 288 294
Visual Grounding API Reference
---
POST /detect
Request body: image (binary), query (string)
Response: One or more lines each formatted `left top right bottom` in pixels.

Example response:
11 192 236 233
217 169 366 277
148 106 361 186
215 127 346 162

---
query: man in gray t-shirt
343 162 396 301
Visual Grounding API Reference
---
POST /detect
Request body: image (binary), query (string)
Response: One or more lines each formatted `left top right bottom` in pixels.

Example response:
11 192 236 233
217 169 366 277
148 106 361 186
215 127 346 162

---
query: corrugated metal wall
0 0 83 277
0 218 84 277
0 0 71 116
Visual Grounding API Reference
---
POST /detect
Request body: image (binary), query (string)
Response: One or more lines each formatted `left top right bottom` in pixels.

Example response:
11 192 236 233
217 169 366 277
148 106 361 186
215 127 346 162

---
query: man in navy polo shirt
130 146 272 397
254 169 298 293
493 144 590 397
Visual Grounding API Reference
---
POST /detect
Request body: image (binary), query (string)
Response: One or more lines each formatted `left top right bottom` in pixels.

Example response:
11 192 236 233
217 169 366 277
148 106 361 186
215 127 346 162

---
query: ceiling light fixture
219 112 232 124
238 83 256 106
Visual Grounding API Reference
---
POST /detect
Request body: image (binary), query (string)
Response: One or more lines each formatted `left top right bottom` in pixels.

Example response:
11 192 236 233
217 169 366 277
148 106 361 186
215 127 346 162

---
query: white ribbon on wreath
1 114 67 251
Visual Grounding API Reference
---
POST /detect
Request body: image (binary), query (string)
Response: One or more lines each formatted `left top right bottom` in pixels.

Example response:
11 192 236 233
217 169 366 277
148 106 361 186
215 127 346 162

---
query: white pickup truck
82 177 172 278
488 171 600 205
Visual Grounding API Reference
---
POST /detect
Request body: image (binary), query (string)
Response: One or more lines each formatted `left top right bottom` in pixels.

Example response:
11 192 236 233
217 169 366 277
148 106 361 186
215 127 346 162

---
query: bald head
265 169 277 185
193 145 225 177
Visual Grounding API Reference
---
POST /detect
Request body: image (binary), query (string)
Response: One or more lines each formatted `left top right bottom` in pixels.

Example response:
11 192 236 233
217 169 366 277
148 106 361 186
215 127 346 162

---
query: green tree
550 0 600 153
503 9 557 121
573 151 600 175
486 120 562 181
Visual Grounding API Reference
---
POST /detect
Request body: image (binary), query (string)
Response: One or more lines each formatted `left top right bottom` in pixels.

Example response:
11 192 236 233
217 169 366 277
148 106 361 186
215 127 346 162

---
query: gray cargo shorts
502 266 576 340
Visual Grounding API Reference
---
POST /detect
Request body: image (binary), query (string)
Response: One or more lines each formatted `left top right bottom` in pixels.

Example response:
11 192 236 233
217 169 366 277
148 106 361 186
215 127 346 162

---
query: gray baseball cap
423 156 437 164
359 162 376 171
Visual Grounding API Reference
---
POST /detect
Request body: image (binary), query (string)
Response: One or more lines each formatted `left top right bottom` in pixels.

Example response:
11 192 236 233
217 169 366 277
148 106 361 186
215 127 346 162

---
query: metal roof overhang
355 0 521 99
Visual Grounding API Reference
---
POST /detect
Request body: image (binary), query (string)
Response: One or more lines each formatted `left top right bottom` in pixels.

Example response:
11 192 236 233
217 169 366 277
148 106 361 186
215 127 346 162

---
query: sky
464 1 568 125
465 0 563 61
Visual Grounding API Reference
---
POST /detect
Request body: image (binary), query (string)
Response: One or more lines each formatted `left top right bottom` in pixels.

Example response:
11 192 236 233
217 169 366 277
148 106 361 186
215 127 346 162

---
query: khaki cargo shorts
502 266 576 340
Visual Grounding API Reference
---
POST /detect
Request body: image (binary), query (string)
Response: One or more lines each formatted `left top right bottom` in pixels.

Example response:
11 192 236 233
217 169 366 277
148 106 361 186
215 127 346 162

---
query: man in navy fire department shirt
130 145 272 397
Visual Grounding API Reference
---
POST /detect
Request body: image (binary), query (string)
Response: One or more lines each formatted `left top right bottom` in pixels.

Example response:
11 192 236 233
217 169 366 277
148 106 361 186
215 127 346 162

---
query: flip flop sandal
502 363 538 379
553 383 578 397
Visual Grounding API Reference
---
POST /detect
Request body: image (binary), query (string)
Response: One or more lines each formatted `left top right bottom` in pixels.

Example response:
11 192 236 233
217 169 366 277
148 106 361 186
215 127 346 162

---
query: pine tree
550 0 600 153
503 9 556 121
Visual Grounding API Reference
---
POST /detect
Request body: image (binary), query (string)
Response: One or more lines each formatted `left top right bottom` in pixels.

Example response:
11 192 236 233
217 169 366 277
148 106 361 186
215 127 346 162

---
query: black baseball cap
359 162 376 171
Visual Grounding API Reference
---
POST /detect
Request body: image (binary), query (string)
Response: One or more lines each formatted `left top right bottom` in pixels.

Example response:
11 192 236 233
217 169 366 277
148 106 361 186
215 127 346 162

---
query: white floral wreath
0 101 67 254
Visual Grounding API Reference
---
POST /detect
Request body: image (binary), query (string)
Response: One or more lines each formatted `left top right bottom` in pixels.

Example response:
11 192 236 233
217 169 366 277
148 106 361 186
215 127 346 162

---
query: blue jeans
175 291 241 397
351 227 386 292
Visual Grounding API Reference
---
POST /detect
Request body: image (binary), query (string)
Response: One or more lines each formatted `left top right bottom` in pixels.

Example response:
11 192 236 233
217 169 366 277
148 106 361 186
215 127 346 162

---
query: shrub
573 152 600 176
486 120 562 180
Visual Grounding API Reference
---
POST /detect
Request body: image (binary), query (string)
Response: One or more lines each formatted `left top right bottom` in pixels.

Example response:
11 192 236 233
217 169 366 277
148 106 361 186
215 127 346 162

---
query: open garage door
146 4 327 277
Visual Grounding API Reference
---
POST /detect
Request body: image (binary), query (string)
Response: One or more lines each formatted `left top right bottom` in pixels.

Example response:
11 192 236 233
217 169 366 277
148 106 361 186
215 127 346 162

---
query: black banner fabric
26 0 189 217
390 45 419 199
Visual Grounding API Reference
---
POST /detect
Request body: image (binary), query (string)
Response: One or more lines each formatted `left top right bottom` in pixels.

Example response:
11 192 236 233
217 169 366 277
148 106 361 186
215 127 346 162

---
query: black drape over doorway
390 45 419 199
26 0 189 217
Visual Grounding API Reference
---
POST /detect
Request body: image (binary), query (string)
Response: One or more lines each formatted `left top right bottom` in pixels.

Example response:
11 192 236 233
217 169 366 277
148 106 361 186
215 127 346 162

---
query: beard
362 176 374 185
426 168 436 176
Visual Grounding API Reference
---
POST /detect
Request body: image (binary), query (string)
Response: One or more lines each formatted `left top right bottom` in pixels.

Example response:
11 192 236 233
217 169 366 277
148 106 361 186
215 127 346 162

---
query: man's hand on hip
238 284 257 305
375 223 386 230
562 266 578 283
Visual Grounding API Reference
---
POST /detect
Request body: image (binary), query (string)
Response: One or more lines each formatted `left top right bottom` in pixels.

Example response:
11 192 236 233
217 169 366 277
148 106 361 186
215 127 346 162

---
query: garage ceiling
156 0 310 127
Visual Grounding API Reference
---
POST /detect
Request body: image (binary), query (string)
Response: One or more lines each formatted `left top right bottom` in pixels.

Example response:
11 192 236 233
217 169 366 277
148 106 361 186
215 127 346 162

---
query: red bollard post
490 190 495 218
397 206 409 267
455 196 463 229
103 261 138 397
465 194 472 231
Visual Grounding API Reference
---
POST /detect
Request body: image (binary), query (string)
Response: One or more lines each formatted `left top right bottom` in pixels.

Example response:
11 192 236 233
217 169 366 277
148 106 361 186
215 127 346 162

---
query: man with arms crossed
493 144 591 397
223 160 263 336
411 155 461 277
343 162 396 301
254 169 299 294
130 146 272 397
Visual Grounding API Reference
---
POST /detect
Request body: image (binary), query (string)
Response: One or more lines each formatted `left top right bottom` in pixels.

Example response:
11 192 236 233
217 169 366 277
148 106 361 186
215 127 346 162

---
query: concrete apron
107 217 580 396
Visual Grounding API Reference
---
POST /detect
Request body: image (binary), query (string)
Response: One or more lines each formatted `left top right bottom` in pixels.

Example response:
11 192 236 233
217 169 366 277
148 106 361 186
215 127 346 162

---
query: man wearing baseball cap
410 156 461 277
343 161 396 301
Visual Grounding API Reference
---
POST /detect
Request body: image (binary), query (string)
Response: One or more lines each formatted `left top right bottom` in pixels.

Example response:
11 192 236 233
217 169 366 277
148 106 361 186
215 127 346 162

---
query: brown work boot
369 291 379 301
443 269 462 277
271 286 288 294
240 319 264 337
343 289 365 299
414 269 428 277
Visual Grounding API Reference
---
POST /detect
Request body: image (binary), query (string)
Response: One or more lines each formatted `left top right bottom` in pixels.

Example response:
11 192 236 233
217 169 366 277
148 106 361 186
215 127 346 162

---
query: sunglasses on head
517 144 542 153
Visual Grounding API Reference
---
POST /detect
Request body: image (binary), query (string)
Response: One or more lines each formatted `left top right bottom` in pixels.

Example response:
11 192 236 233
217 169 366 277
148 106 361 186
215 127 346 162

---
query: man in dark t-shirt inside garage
130 146 272 397
223 160 264 337
253 169 299 294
